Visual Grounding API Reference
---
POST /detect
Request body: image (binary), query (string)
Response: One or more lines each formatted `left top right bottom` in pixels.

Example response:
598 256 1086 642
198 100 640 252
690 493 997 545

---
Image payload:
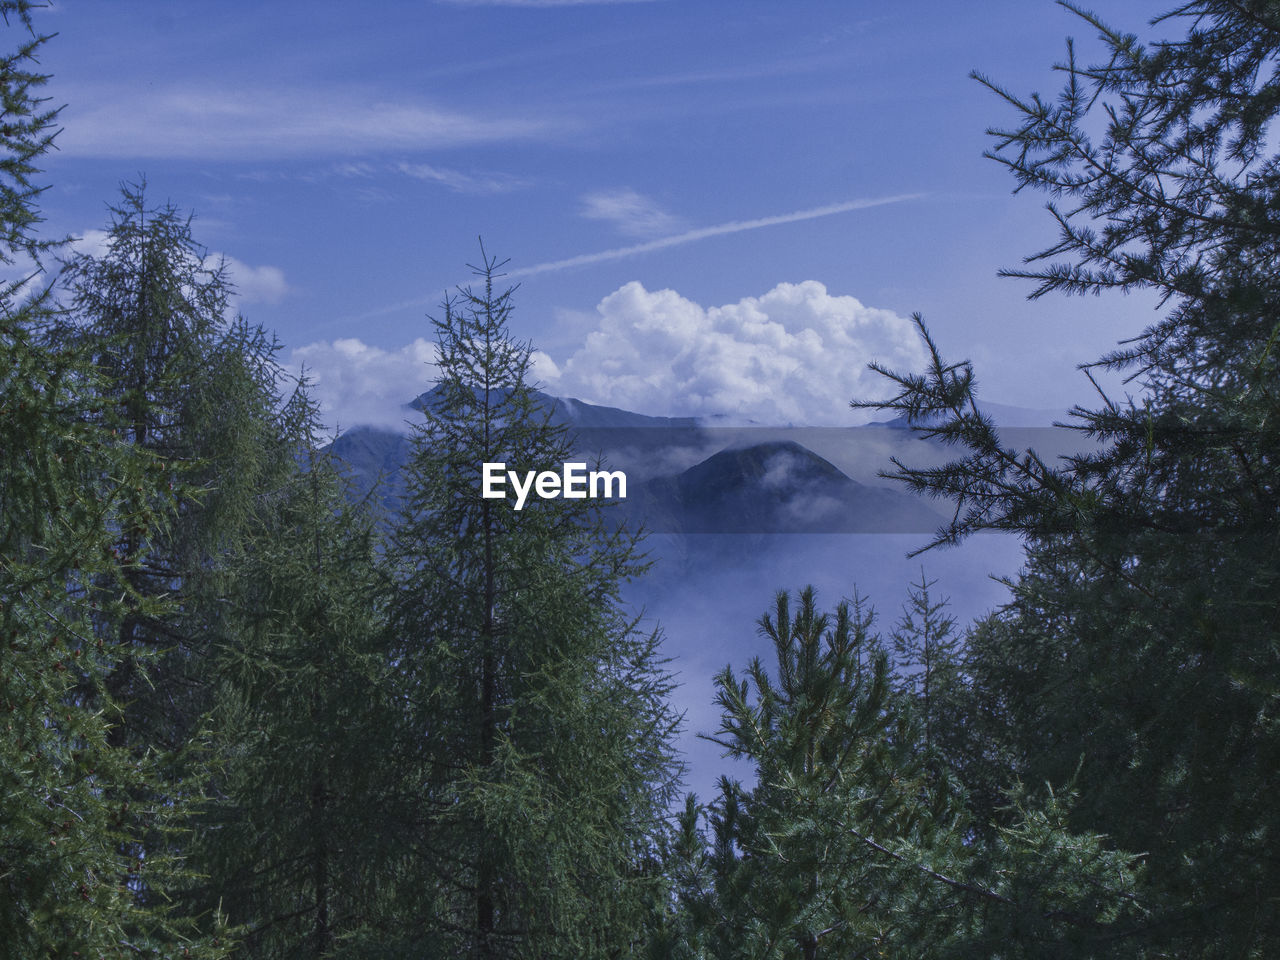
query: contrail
509 193 924 278
342 193 924 323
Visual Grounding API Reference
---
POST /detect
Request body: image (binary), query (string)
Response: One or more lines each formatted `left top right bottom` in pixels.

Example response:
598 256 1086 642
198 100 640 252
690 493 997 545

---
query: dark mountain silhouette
624 440 942 534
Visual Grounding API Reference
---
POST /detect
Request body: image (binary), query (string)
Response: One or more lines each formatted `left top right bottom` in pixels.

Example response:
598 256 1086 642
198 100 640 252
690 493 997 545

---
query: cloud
70 228 114 260
511 194 923 276
287 337 439 433
221 257 290 305
60 88 559 159
580 188 685 239
539 280 927 425
67 229 290 310
332 161 377 178
397 162 528 194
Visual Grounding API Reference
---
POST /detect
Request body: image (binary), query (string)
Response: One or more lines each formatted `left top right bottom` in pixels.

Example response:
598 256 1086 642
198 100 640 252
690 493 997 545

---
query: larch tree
857 2 1280 954
185 386 398 958
0 2 229 954
889 571 960 762
385 248 681 959
61 181 297 757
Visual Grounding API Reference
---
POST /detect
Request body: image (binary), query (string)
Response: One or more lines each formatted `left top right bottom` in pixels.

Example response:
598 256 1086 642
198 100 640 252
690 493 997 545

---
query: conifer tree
184 388 396 957
680 588 1145 959
61 181 296 756
0 3 228 953
858 3 1280 953
386 248 680 959
889 571 959 760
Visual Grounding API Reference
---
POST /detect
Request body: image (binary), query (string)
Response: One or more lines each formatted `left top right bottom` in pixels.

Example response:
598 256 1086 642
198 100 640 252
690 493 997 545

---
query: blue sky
34 0 1170 430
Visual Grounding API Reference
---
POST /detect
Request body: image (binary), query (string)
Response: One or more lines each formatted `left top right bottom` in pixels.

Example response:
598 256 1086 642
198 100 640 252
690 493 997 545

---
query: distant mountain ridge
328 390 950 534
410 386 699 429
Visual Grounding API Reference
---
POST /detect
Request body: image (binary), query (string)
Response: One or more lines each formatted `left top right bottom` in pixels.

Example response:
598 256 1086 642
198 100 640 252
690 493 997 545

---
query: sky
30 0 1176 432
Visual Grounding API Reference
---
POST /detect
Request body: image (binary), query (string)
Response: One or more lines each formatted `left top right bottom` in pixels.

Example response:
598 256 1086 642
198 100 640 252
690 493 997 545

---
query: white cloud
68 230 290 310
60 88 559 159
539 281 927 425
529 349 561 381
222 257 289 304
511 194 923 277
332 161 377 178
580 188 685 238
397 162 528 194
287 337 439 433
70 228 113 260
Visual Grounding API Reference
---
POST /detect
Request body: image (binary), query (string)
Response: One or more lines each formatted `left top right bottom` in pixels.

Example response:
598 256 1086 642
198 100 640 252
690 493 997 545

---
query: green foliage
385 248 681 958
0 0 58 264
665 588 1147 959
185 392 397 957
58 181 286 755
889 571 960 761
859 2 1280 954
0 6 229 955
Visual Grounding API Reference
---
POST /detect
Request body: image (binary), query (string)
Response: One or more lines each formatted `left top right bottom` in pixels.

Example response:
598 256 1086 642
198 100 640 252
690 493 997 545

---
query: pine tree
683 587 1146 959
0 3 228 953
385 248 681 958
696 587 927 959
857 3 1280 953
889 571 959 760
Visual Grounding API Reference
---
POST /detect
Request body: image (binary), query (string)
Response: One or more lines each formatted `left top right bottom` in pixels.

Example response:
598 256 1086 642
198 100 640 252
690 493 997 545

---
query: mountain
624 440 942 535
328 393 943 535
328 389 702 511
410 386 698 429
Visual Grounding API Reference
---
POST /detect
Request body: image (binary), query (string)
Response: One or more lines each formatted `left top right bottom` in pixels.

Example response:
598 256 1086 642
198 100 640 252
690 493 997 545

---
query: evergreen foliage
0 3 228 954
666 588 1146 959
889 572 960 761
858 2 1280 953
12 1 1280 954
186 390 396 957
384 249 682 958
61 181 296 755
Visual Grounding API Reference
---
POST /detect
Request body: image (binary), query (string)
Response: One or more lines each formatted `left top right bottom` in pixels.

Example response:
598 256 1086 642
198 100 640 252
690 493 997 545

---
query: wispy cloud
580 188 685 238
511 194 923 277
60 88 563 159
397 162 529 194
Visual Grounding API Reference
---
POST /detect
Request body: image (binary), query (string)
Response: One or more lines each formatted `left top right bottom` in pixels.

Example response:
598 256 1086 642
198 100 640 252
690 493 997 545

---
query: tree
384 248 681 958
183 388 398 958
62 180 297 757
0 3 228 954
675 587 1144 959
889 571 960 761
858 2 1280 953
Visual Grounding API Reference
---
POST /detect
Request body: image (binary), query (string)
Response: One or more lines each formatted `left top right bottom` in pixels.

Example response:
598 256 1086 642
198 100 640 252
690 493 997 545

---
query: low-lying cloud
288 338 439 433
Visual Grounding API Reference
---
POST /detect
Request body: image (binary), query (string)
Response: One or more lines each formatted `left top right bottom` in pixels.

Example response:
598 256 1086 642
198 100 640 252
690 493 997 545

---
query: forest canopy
2 1 1277 957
